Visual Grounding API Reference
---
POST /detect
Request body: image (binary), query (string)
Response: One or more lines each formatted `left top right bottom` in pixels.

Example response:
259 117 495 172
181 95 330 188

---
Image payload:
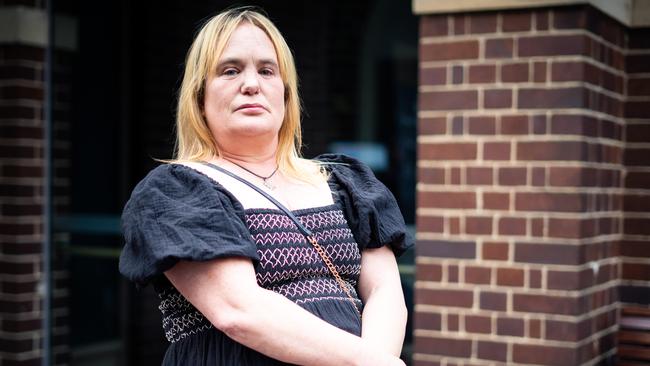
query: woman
119 7 412 366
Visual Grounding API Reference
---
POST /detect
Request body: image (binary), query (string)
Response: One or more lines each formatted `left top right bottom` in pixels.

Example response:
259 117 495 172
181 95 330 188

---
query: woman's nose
240 69 260 95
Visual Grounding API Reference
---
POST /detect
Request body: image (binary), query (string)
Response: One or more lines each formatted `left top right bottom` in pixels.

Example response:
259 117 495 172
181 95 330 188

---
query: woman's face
203 22 285 148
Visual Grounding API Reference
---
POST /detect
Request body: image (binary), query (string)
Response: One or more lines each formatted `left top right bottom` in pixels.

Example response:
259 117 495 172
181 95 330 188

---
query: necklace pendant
263 179 276 190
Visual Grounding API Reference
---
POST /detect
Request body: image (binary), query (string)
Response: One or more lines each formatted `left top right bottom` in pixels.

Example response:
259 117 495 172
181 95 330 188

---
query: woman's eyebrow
258 59 279 67
216 58 244 68
217 57 278 68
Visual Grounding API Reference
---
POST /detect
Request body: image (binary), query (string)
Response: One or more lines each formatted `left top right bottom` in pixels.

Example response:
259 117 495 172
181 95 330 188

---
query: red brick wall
414 5 648 365
621 27 650 306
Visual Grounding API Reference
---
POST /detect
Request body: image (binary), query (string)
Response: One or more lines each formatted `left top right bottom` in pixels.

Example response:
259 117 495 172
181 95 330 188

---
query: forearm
357 246 408 357
166 257 403 366
361 286 408 356
213 287 379 366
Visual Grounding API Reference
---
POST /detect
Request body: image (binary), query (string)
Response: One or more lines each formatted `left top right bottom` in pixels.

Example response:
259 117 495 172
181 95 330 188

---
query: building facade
413 0 650 365
1 0 418 364
1 0 649 365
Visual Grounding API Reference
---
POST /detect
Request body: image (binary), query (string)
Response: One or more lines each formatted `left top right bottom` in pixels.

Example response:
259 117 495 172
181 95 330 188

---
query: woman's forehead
219 22 278 62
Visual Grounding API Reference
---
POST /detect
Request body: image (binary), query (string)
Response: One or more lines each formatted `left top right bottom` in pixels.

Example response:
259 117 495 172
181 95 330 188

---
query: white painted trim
632 0 650 27
412 0 650 27
0 6 47 46
0 6 77 50
413 0 584 14
588 0 633 26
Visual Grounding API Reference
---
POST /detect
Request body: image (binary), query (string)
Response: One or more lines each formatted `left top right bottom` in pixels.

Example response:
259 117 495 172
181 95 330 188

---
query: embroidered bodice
157 205 362 343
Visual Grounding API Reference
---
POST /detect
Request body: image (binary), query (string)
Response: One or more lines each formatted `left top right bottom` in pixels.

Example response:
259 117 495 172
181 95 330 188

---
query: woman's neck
214 134 279 167
214 147 279 177
219 151 276 165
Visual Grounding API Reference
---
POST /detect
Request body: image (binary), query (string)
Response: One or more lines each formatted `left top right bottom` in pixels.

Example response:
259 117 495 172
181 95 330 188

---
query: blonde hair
173 7 325 183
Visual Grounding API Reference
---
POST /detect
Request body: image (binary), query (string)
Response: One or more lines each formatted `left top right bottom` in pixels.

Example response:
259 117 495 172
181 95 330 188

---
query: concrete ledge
412 0 650 27
0 6 77 50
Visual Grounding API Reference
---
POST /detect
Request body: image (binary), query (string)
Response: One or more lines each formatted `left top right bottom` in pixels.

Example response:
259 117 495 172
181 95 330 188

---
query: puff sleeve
316 153 414 257
118 164 259 287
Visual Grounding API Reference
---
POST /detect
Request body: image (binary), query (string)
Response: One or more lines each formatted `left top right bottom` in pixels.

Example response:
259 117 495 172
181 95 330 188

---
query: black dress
119 154 413 365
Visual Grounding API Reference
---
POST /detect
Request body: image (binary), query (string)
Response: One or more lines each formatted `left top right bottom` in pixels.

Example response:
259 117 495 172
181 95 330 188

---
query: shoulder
314 153 373 175
132 162 231 198
314 153 366 168
314 153 381 192
314 153 413 256
125 162 242 216
119 163 258 286
134 162 214 192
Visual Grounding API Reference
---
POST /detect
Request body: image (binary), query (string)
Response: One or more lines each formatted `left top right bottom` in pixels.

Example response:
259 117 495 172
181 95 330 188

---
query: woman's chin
231 123 279 138
209 116 282 142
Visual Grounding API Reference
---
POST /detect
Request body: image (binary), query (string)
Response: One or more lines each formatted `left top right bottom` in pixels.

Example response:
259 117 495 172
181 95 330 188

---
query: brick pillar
0 30 48 366
0 24 45 365
0 3 70 365
414 5 640 365
621 28 650 306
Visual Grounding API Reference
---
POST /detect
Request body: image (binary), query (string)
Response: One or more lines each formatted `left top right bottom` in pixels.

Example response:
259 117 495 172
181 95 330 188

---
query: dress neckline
172 163 341 215
243 203 340 216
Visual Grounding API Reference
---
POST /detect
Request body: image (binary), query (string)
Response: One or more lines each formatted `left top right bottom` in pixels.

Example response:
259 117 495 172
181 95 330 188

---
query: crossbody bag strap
203 162 311 236
201 162 362 317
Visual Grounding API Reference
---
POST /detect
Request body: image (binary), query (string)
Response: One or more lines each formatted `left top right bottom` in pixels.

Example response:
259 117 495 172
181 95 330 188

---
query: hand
363 355 405 366
386 356 406 366
356 349 406 366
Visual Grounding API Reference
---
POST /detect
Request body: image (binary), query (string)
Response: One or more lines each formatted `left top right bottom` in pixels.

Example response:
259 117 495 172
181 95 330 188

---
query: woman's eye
260 68 274 76
222 68 239 76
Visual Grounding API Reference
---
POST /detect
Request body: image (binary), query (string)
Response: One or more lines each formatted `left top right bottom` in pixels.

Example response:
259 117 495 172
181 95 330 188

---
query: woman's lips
236 104 266 114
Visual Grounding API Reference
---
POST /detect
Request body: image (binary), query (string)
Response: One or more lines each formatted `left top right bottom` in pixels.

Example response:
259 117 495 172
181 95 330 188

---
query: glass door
50 0 132 364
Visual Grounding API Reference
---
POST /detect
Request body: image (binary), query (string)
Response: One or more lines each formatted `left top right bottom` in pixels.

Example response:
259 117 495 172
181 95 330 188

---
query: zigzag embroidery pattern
156 206 364 343
158 289 213 343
